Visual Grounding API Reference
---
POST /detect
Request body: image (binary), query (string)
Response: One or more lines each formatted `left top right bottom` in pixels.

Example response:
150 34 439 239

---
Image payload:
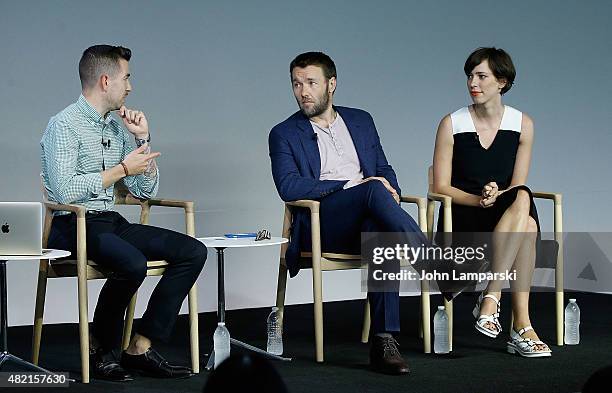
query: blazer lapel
336 106 369 173
296 115 321 179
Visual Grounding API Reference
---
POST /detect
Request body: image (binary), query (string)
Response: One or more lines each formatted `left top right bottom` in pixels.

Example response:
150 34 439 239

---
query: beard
298 90 330 118
107 92 127 112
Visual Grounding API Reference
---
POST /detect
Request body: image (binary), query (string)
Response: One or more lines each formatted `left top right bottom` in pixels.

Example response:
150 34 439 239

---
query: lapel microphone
101 121 111 149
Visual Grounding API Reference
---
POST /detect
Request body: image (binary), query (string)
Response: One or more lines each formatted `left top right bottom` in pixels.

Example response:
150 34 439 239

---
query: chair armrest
117 190 194 211
286 199 320 213
400 195 426 208
427 192 452 207
400 195 427 232
147 198 194 211
532 191 563 234
532 191 562 205
285 200 323 262
426 192 453 233
42 202 88 273
139 198 196 236
43 201 86 217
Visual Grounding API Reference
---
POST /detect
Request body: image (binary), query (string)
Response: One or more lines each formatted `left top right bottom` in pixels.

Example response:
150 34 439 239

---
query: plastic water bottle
213 322 230 368
564 298 580 345
434 306 450 354
266 307 283 355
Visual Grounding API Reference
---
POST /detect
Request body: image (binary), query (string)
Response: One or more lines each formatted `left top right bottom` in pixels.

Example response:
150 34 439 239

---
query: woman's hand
480 181 499 208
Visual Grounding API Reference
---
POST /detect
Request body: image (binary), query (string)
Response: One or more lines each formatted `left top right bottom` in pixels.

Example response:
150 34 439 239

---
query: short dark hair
79 45 132 89
464 47 515 95
290 51 337 80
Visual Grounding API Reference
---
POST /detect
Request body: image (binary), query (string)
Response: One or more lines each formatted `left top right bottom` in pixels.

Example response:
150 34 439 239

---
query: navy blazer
269 106 400 277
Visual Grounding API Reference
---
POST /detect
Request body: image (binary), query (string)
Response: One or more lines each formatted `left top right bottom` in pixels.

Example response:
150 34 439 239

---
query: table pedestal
0 260 54 373
205 248 291 370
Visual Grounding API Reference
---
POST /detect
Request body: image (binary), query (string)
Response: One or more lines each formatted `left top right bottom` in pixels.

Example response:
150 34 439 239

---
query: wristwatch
135 133 150 147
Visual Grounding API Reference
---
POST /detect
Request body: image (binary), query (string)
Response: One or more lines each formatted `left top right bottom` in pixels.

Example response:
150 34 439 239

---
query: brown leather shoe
369 335 410 375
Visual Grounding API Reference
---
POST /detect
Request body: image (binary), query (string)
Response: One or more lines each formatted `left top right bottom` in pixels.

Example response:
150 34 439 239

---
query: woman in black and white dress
432 47 551 357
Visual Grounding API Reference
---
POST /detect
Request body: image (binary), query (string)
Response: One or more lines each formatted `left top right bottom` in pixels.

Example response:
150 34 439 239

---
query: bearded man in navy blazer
269 52 430 375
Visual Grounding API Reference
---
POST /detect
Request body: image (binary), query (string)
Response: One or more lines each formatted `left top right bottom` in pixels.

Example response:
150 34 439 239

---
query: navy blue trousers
48 211 207 351
317 180 427 334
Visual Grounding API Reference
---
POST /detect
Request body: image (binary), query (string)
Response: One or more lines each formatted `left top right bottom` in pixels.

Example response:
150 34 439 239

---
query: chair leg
554 199 564 346
122 292 137 351
276 262 288 328
418 301 423 339
77 275 90 383
444 298 453 351
312 264 324 362
361 298 370 343
421 281 431 353
32 260 49 365
556 290 564 346
187 285 199 373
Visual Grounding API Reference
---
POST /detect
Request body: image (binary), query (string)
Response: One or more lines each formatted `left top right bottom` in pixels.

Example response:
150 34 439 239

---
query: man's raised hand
122 145 160 176
118 106 149 138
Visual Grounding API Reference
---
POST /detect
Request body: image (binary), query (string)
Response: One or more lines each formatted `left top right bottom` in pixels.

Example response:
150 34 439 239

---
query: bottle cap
569 298 576 302
218 322 225 326
438 306 445 310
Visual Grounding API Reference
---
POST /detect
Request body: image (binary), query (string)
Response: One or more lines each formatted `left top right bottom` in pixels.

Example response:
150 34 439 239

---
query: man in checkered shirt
41 45 206 381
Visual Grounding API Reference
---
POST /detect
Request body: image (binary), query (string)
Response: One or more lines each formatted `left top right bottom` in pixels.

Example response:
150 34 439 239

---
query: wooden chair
32 182 200 383
275 195 432 362
426 166 564 349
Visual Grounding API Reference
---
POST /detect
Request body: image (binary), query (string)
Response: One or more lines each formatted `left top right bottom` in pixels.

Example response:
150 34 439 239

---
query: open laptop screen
0 202 42 256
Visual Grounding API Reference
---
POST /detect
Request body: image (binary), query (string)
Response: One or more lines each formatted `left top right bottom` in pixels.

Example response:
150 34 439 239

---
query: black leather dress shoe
91 348 134 382
369 336 410 375
121 348 193 379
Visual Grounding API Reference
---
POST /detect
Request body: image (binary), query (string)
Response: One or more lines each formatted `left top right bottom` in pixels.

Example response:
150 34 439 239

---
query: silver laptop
0 202 43 256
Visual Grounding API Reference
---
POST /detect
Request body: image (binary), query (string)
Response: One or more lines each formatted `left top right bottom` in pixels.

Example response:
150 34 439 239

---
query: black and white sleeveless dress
437 105 539 234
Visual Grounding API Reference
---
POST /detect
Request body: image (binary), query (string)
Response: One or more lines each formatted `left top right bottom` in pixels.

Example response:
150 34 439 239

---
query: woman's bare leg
478 190 531 333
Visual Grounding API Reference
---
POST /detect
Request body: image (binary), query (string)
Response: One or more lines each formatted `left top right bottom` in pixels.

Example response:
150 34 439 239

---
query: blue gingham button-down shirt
41 95 159 212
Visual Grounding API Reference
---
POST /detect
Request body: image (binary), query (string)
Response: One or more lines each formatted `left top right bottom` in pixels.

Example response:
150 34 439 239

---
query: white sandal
507 326 552 358
472 293 502 338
